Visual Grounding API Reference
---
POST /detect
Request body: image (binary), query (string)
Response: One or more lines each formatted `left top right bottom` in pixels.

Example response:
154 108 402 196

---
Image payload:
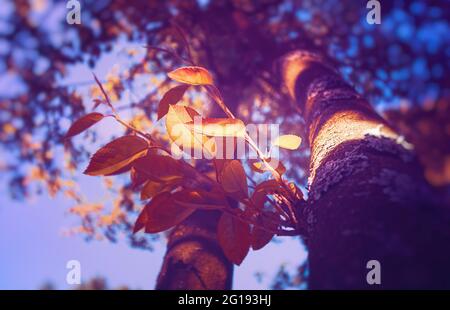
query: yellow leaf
272 134 302 150
251 158 286 175
187 118 246 137
168 66 213 85
166 105 216 158
84 136 149 176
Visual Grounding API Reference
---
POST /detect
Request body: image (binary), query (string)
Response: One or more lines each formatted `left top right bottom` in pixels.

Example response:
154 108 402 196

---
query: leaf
168 66 213 85
217 213 250 265
133 205 149 234
133 153 186 182
166 105 216 158
250 159 286 175
214 159 232 182
65 112 104 139
144 192 196 233
130 167 148 189
272 134 302 150
219 160 248 199
187 118 246 137
104 163 132 176
157 85 189 120
172 189 228 210
84 135 149 176
251 212 278 250
254 179 283 195
251 227 274 251
140 179 180 200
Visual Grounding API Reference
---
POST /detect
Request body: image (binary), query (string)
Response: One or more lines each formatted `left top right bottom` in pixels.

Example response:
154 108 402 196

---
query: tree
280 50 450 288
1 0 448 289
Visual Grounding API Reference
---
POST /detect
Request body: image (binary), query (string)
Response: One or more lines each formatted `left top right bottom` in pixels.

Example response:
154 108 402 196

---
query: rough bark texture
281 50 450 289
156 210 233 290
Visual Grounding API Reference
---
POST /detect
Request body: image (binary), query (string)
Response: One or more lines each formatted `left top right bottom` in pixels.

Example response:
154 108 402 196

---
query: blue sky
0 184 306 289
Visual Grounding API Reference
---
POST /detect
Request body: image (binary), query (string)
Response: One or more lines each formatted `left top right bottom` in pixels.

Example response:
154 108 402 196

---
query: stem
204 85 299 223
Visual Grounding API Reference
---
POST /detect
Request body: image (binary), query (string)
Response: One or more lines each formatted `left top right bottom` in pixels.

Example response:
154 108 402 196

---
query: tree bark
156 210 233 290
281 50 450 289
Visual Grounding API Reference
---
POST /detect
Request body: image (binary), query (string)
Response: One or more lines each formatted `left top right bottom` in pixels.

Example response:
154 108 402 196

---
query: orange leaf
143 192 196 233
157 85 189 120
217 213 250 265
187 118 246 137
84 135 148 176
166 105 216 158
272 134 302 150
219 160 248 199
65 112 104 139
168 66 213 85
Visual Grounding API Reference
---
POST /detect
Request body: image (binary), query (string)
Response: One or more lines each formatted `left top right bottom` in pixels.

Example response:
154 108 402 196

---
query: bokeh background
0 0 448 289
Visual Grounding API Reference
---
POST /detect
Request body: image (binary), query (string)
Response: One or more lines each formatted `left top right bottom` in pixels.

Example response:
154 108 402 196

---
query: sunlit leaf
219 160 248 199
157 85 189 120
65 112 104 139
187 118 246 137
84 135 149 176
166 105 216 158
217 213 250 265
272 134 302 150
168 66 213 85
250 159 286 175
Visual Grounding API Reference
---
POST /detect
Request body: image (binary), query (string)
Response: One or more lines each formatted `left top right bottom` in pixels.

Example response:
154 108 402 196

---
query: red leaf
144 192 196 233
219 160 248 199
251 212 278 250
65 112 104 139
133 153 185 182
172 189 228 210
217 213 250 265
84 135 149 176
157 85 189 120
251 227 274 251
133 205 148 234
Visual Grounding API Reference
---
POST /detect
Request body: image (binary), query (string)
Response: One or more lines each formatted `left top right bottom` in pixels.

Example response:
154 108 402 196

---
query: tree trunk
281 50 450 289
156 210 233 290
